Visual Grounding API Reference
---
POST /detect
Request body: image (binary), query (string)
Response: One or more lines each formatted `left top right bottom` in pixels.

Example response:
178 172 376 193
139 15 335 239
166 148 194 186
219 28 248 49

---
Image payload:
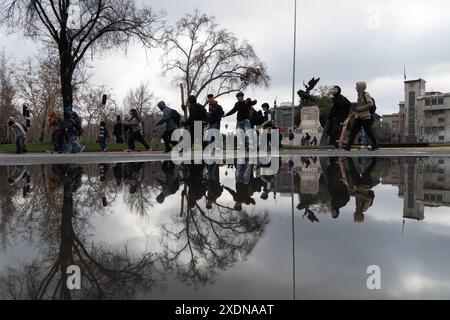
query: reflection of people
184 164 206 209
324 158 350 219
156 161 180 204
224 162 255 211
206 164 223 209
341 158 377 223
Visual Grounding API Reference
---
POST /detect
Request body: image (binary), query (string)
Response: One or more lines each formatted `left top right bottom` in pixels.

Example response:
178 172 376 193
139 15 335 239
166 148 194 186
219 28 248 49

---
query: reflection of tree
0 164 161 300
160 164 270 287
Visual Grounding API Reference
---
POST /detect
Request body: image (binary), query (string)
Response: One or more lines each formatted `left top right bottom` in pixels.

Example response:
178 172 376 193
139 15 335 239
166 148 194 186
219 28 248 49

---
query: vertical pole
291 0 298 132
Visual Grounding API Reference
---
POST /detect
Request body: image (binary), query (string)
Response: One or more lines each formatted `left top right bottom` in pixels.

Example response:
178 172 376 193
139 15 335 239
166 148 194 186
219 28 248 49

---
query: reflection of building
381 158 450 221
383 79 450 143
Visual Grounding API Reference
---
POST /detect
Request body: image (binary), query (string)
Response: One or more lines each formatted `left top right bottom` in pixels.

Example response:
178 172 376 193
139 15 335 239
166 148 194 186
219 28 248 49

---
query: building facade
383 79 450 144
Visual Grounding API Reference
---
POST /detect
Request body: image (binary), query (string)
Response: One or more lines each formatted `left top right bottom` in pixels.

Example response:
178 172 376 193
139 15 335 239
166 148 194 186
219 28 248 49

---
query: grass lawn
0 141 165 153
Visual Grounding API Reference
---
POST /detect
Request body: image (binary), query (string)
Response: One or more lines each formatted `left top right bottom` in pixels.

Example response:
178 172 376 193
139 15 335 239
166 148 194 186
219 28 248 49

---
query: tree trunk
59 31 74 117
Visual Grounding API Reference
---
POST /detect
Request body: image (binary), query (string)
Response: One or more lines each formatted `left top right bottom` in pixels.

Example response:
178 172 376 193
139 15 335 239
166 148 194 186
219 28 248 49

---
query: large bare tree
161 10 270 106
0 0 164 117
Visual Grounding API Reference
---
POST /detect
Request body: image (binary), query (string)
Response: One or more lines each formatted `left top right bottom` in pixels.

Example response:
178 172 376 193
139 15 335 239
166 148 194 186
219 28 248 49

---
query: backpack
72 113 83 135
171 109 181 126
253 110 265 126
362 93 377 114
20 123 28 133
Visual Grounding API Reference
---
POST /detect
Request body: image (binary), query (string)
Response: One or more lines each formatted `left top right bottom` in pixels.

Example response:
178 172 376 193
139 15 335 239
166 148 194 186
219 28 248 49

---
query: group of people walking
5 81 379 154
155 93 277 153
326 81 379 151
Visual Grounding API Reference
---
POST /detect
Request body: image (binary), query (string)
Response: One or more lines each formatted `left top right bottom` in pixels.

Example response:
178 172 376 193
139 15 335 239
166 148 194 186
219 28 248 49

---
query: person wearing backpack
66 112 85 153
343 81 378 151
206 99 224 147
98 121 109 152
156 101 179 153
124 109 151 152
8 120 27 154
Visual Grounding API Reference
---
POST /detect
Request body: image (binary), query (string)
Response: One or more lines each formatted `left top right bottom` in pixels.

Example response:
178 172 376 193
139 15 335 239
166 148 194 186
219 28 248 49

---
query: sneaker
103 148 108 152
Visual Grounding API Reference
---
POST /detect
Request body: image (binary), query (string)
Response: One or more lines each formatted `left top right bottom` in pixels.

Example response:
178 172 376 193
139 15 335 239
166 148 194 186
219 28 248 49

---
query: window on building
438 177 445 182
425 99 431 106
424 194 430 201
438 98 444 105
438 195 444 202
432 99 438 105
439 127 445 131
439 118 446 123
439 136 445 141
439 159 445 164
431 194 437 201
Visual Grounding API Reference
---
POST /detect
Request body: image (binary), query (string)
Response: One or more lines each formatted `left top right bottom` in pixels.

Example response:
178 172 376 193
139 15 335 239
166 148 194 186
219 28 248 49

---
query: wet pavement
1 156 450 299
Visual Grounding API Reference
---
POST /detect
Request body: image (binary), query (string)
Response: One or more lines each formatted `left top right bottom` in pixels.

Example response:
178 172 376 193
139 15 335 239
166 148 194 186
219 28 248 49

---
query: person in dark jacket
327 85 351 148
113 116 124 144
224 92 251 131
206 99 225 147
225 92 252 149
186 95 208 149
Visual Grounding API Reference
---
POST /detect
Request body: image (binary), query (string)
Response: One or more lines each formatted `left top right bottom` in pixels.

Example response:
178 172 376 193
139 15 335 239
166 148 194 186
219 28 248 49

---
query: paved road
1 148 450 165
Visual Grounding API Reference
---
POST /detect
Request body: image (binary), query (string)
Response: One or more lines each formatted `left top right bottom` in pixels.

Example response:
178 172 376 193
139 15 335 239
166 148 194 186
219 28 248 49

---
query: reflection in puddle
1 157 450 299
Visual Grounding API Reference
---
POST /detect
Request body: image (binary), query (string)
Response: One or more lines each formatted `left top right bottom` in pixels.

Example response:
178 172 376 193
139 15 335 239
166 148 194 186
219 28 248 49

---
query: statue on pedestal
297 77 320 107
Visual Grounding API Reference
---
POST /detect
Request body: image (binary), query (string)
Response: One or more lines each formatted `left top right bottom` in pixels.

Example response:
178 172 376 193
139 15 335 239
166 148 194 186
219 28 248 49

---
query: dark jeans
347 118 378 148
128 131 150 150
52 129 65 152
329 123 343 148
99 137 107 151
16 136 27 153
115 136 124 144
162 129 175 152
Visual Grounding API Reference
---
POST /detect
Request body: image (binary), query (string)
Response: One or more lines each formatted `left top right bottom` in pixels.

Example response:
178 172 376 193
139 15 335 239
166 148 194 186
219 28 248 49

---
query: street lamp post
291 0 298 133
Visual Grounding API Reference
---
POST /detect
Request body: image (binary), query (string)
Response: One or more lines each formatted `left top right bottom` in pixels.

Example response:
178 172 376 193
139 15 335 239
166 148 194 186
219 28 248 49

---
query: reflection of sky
2 161 450 299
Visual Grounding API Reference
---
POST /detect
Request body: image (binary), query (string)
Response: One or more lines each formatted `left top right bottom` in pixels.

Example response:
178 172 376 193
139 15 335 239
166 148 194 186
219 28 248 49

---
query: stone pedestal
291 105 323 146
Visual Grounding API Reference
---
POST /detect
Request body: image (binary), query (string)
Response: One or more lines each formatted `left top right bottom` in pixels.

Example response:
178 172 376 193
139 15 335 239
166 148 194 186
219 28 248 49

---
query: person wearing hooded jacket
327 85 351 148
156 101 178 153
343 81 378 151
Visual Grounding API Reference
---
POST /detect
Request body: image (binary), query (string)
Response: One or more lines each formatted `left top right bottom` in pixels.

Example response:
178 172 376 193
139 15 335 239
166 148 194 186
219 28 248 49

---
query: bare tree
161 10 270 106
14 54 62 142
0 51 17 141
0 0 164 117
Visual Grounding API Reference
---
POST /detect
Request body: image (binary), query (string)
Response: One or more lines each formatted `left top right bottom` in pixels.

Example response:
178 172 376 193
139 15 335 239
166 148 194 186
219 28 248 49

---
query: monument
295 78 323 145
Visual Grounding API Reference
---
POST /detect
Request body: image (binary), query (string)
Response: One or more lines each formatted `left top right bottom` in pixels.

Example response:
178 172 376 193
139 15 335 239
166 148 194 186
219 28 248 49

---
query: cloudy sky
1 0 450 121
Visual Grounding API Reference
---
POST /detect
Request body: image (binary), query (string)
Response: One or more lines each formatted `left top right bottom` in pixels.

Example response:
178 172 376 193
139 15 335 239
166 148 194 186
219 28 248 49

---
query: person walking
113 115 124 144
124 109 150 152
186 95 208 150
224 92 252 149
98 121 109 152
156 101 179 153
8 120 27 154
206 99 225 147
343 81 378 151
327 85 351 148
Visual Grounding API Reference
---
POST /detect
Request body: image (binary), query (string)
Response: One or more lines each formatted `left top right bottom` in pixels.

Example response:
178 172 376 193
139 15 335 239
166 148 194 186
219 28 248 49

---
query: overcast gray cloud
1 0 450 119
